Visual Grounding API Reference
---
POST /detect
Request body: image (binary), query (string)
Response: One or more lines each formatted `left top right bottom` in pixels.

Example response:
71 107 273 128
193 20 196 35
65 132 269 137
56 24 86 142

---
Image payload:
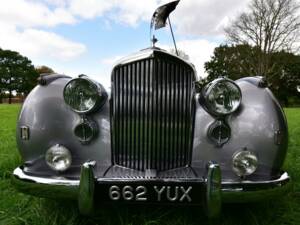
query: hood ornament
150 0 180 55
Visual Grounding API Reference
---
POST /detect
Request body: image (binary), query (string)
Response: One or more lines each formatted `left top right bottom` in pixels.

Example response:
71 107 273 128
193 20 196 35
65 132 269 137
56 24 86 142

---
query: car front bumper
12 162 291 218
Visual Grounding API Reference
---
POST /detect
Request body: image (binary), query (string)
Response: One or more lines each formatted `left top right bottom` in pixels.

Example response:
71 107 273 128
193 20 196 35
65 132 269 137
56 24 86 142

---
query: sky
0 0 251 88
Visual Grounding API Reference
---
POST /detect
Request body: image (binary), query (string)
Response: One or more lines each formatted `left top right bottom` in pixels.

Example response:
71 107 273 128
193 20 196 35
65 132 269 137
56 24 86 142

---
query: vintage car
12 0 291 218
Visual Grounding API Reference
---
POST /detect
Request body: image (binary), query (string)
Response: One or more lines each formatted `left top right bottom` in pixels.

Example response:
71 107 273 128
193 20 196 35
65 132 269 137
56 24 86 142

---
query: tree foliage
205 44 261 81
225 0 300 76
268 51 300 104
0 48 38 103
35 65 54 75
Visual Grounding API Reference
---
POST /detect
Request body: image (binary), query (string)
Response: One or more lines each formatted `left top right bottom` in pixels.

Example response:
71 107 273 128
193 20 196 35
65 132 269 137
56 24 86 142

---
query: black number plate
96 182 203 204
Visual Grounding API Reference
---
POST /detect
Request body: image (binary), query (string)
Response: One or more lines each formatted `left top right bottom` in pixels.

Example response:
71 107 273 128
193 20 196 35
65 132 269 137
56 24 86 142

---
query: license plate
96 183 202 204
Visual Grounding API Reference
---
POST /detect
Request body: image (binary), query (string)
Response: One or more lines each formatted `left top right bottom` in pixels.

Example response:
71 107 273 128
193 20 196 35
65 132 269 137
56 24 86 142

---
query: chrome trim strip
12 166 291 206
113 48 195 72
222 172 290 185
205 162 222 218
13 167 290 187
78 162 95 215
13 167 79 186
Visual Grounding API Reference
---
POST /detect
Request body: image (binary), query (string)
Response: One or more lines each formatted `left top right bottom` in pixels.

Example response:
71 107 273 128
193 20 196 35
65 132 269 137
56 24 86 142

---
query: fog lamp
202 78 242 115
232 150 258 177
63 76 107 114
45 144 72 171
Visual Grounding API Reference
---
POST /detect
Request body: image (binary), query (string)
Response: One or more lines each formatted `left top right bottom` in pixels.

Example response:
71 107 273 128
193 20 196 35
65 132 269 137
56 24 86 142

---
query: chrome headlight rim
202 78 242 116
232 150 258 178
63 76 107 114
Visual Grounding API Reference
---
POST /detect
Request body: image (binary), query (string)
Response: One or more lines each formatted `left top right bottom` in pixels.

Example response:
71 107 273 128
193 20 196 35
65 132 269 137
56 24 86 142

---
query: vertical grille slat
148 59 153 169
136 62 143 170
162 62 167 171
140 61 145 171
154 60 158 170
174 64 179 168
130 64 138 168
120 68 126 165
127 63 134 167
179 66 185 167
112 54 195 171
158 60 163 171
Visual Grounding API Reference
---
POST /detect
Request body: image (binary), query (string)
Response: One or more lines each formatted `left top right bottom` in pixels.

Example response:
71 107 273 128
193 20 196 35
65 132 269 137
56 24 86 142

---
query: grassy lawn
0 104 299 225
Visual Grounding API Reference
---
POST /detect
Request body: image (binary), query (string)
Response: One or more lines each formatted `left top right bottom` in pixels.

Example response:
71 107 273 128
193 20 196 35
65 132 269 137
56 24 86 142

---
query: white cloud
101 55 123 66
171 0 250 36
158 39 218 78
0 0 252 43
69 0 113 19
0 0 252 77
100 38 218 81
0 0 85 61
0 0 249 63
0 0 76 28
67 0 164 26
0 23 86 61
177 39 218 78
110 0 162 27
53 0 250 36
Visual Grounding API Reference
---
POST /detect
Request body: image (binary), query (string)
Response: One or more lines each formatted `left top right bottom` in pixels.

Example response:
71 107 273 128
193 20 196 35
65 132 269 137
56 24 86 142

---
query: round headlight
232 150 258 177
63 77 106 114
45 144 72 172
202 78 242 115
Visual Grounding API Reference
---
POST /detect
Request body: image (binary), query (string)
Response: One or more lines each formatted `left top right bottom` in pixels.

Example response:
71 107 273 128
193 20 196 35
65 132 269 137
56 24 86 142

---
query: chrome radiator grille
111 54 195 171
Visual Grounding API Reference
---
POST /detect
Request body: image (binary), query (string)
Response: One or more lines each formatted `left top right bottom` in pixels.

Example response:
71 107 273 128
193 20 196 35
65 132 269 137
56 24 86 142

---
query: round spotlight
202 78 242 115
232 150 258 177
45 144 72 172
63 76 107 114
74 119 98 144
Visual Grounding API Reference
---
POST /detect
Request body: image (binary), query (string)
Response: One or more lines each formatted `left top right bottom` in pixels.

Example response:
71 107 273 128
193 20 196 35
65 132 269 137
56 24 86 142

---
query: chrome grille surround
111 50 196 171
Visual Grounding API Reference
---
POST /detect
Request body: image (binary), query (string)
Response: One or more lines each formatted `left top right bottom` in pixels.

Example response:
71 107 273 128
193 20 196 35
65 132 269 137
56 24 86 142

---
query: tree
268 51 300 105
35 65 54 75
225 0 300 76
0 49 38 104
204 44 261 81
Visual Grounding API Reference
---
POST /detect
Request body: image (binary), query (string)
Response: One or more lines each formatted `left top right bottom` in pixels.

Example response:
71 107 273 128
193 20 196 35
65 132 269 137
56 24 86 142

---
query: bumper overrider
12 162 291 218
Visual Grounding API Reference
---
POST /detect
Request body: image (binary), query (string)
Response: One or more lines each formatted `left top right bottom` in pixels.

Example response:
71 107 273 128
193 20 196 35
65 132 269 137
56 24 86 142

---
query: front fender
192 77 288 180
17 77 112 177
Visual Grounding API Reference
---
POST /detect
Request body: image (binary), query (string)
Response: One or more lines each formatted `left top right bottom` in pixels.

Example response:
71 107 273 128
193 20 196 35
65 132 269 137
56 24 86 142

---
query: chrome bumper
12 163 291 218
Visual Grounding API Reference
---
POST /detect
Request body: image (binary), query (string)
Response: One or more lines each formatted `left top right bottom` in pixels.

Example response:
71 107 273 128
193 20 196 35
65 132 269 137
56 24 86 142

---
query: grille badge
145 169 157 178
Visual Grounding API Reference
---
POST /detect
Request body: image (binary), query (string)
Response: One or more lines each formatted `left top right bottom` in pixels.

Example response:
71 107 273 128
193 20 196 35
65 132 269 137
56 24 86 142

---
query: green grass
0 104 300 225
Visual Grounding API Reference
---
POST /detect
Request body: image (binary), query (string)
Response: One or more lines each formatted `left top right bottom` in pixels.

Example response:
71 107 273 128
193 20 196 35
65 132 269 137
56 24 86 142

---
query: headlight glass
45 144 72 171
203 78 242 115
64 77 105 113
232 150 258 177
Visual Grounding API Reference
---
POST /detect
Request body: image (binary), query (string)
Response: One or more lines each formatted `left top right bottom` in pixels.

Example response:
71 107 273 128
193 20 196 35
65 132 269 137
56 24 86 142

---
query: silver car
12 1 291 218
